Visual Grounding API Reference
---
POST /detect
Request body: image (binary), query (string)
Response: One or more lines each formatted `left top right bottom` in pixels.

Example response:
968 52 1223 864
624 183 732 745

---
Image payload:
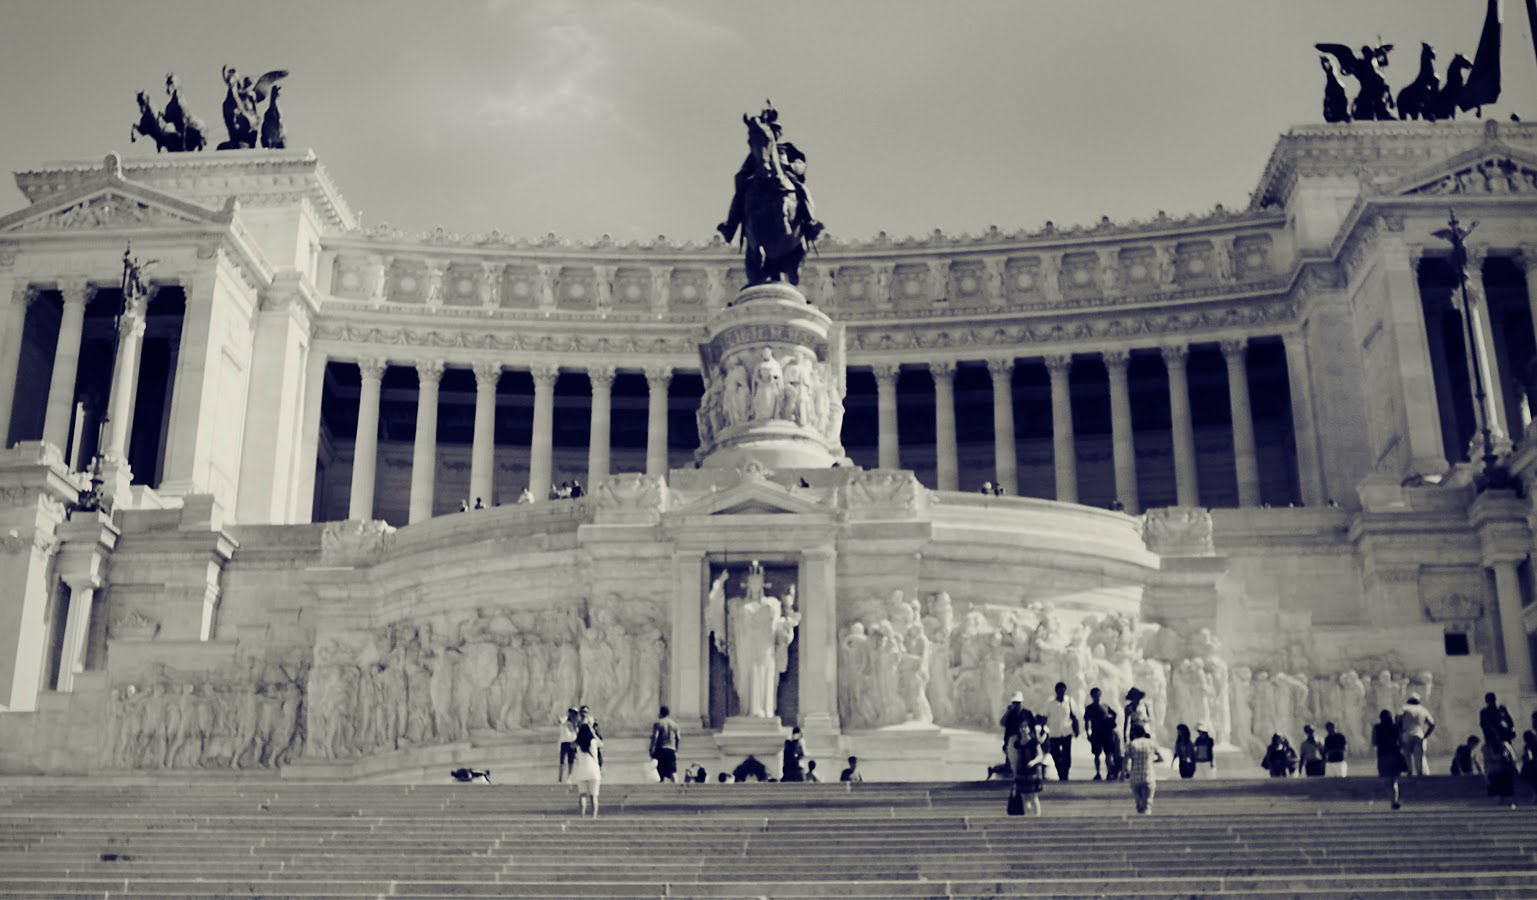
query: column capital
1159 343 1189 366
471 361 502 387
871 363 901 385
588 364 617 390
644 365 673 388
10 282 36 308
1515 245 1537 275
1402 242 1426 267
1101 349 1130 371
416 359 446 384
531 364 561 389
55 277 93 302
1219 338 1249 360
928 359 957 381
985 357 1014 380
1043 354 1073 377
357 356 388 383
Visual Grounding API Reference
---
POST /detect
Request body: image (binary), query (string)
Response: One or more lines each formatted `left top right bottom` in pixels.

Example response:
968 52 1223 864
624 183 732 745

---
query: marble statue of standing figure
729 561 797 718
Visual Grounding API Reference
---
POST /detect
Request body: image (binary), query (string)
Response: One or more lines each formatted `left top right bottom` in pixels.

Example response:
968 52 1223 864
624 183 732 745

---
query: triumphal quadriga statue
0 102 1534 779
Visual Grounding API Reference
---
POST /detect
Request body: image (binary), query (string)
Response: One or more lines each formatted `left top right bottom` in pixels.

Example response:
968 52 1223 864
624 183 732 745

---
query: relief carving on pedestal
1141 506 1215 555
320 519 396 566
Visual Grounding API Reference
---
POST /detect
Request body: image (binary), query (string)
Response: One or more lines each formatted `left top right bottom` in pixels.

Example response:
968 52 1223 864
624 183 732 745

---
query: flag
1461 0 1503 111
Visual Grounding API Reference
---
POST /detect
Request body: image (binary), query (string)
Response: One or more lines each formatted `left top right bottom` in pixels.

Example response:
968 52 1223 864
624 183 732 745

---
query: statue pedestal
696 283 847 470
713 715 791 778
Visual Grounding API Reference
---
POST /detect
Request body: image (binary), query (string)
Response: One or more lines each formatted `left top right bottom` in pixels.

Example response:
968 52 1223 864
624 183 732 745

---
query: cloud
472 0 617 126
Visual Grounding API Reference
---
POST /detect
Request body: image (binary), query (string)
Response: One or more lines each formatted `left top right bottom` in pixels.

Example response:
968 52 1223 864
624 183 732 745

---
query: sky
1 1 1535 244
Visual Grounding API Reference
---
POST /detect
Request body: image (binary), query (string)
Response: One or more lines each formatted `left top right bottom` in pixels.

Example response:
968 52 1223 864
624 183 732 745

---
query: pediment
675 479 830 518
1389 142 1537 197
0 172 224 235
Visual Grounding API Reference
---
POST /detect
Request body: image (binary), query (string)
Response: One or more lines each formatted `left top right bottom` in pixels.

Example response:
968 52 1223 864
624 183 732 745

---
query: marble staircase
0 778 1532 898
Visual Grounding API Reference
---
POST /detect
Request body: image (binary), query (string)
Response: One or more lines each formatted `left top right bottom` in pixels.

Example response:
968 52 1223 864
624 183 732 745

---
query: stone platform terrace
0 779 1533 898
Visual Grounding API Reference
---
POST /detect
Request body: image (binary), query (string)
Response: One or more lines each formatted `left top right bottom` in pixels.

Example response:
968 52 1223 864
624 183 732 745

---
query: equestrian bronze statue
718 103 824 291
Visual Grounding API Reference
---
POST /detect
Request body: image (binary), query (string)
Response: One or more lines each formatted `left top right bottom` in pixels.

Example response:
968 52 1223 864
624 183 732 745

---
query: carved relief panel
331 255 369 299
1232 234 1273 280
499 265 540 309
441 263 482 307
1003 256 1045 301
557 266 596 311
1058 252 1100 295
1175 241 1218 283
669 268 710 311
387 259 427 304
611 266 651 311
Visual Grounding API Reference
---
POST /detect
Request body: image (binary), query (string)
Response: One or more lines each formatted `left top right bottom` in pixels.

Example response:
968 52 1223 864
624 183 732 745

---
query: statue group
706 561 801 719
718 103 824 289
696 346 843 445
1316 1 1502 122
131 66 289 154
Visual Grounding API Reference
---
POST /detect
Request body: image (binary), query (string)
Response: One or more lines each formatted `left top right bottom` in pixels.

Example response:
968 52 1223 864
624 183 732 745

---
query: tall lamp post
1433 209 1510 492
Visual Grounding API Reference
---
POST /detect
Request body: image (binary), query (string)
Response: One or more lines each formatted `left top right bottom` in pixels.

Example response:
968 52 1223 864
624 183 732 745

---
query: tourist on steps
1044 681 1079 781
1483 733 1518 809
571 722 603 817
649 706 681 783
1101 710 1125 781
1125 724 1163 815
1451 736 1483 776
1193 724 1217 778
1395 693 1435 777
1520 730 1537 804
1011 716 1047 815
1084 687 1115 780
1261 734 1297 777
1480 693 1515 745
1000 693 1031 776
557 708 579 783
1173 724 1197 779
1323 722 1348 777
840 756 863 783
1372 710 1405 810
781 727 807 782
804 760 820 782
1123 687 1153 745
1299 725 1325 777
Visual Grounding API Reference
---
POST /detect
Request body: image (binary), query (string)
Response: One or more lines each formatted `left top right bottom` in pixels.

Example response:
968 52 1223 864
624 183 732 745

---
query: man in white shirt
1396 693 1436 777
1043 681 1079 781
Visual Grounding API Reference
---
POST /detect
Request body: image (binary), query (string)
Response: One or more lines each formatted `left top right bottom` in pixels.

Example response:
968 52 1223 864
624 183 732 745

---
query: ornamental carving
1408 157 1537 196
843 470 926 513
697 345 843 448
1423 593 1485 625
1141 505 1215 556
320 519 397 567
590 472 668 515
0 527 58 558
108 609 162 641
9 194 191 232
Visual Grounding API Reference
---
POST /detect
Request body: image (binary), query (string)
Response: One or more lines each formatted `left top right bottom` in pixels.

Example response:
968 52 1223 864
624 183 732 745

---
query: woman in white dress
571 723 604 817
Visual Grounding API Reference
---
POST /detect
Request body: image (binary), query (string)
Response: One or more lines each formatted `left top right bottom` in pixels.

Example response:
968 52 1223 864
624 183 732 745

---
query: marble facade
0 124 1536 780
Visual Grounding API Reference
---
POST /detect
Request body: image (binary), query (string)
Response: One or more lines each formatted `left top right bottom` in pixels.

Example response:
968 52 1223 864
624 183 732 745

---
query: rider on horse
718 105 823 246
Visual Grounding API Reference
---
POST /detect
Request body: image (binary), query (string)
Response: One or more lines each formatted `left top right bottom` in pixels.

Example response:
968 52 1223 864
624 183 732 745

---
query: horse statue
1430 54 1473 121
160 74 208 152
1396 43 1440 121
130 91 177 152
718 104 823 290
220 65 287 149
261 84 286 149
1316 42 1395 121
1319 57 1349 123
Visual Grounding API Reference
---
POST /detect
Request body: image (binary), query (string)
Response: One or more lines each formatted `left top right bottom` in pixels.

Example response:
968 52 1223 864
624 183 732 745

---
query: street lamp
1432 209 1510 492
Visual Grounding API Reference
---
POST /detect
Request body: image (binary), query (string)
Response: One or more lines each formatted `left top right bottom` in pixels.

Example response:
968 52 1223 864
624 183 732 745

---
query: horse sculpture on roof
717 103 823 291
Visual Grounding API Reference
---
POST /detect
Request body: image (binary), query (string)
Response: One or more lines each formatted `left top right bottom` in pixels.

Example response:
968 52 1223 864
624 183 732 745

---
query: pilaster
930 360 958 491
236 272 315 523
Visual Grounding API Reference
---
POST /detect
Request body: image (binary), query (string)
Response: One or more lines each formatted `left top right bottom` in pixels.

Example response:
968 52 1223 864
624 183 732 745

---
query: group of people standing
1376 692 1537 810
1000 683 1180 815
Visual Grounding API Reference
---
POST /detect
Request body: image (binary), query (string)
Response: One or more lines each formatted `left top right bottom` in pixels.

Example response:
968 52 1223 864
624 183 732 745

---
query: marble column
1461 248 1508 438
469 362 501 508
0 283 30 447
587 365 615 486
1490 558 1536 692
347 357 386 520
528 365 559 500
408 360 445 523
873 364 901 470
290 348 328 522
56 576 97 694
1221 339 1261 507
1161 343 1199 507
1282 330 1325 506
1383 238 1447 474
987 358 1018 494
101 292 149 466
1045 355 1078 503
645 366 671 477
931 360 958 491
41 280 91 455
1520 246 1537 353
1103 350 1139 513
797 547 839 731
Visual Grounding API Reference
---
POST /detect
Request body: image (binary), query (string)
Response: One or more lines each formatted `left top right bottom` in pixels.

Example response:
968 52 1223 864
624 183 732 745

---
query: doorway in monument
706 559 800 729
